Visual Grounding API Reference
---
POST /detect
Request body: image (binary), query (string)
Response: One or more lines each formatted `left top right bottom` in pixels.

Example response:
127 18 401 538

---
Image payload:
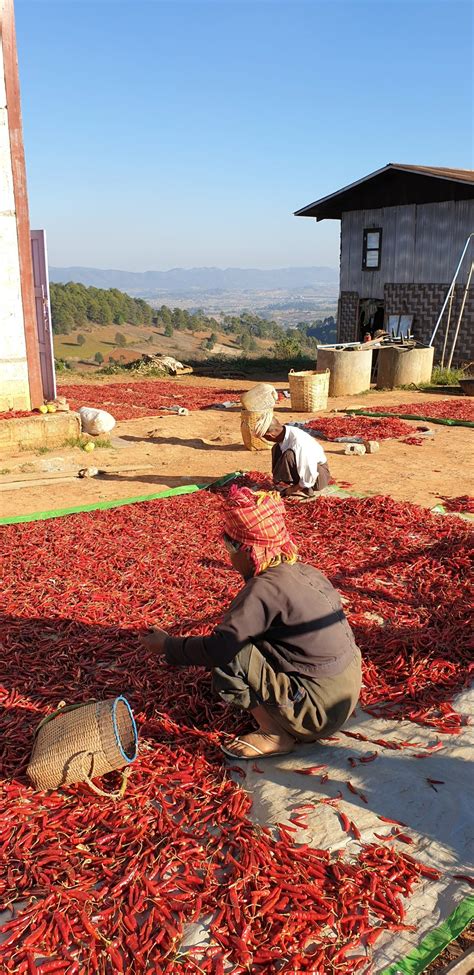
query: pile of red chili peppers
305 416 413 441
439 495 474 514
57 382 244 419
370 399 474 423
0 484 472 973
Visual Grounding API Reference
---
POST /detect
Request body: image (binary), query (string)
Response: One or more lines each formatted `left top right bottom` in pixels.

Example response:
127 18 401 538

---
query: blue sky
15 0 473 270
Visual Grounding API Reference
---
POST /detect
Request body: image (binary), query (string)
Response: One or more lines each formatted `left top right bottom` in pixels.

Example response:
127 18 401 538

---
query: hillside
50 282 336 373
49 264 338 293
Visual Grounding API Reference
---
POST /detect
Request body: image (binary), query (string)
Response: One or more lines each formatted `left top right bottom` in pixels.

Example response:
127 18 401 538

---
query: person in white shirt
258 417 331 498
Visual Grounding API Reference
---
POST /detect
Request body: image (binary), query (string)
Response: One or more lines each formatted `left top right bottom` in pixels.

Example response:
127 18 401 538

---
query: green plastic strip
0 471 241 525
343 408 474 429
381 895 474 975
0 484 202 526
0 472 244 526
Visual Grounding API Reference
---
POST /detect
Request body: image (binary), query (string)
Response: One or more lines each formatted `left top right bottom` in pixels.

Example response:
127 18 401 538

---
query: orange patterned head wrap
223 486 298 575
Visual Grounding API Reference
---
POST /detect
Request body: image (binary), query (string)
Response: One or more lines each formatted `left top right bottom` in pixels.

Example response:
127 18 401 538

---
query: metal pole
429 233 474 347
447 261 474 369
440 283 456 368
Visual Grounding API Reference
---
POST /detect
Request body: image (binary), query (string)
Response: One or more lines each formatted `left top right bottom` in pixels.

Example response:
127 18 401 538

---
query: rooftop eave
294 163 474 221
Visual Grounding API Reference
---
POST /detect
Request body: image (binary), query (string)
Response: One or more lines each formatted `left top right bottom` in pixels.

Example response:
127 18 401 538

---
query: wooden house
295 164 474 364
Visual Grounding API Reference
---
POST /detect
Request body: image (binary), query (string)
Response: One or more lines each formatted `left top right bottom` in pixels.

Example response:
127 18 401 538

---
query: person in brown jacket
141 487 361 759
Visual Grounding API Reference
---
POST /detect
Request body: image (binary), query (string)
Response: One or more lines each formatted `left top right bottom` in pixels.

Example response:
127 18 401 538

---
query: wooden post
1 0 44 407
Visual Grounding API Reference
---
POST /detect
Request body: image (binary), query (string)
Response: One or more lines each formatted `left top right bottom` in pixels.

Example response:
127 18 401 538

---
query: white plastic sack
78 407 116 436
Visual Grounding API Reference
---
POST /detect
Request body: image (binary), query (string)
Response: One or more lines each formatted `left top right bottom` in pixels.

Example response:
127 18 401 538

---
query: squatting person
255 416 331 499
140 487 361 760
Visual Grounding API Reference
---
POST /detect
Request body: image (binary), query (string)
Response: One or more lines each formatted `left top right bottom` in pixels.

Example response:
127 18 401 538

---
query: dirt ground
0 380 472 519
424 923 473 974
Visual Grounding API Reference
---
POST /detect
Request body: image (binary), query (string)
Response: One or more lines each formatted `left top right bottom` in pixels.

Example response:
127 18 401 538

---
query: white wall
0 38 30 412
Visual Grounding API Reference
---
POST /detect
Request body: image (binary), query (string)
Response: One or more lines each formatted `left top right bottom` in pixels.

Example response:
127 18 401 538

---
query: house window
362 228 382 270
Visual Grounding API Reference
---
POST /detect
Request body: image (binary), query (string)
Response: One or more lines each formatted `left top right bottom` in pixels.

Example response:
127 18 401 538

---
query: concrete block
317 348 372 396
363 440 380 453
0 412 81 453
344 443 366 456
376 346 435 389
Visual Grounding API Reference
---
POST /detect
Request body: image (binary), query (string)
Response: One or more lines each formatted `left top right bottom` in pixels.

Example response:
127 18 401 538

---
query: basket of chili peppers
27 696 138 796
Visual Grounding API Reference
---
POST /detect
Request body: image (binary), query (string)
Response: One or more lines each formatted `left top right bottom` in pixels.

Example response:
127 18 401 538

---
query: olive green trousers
213 644 362 741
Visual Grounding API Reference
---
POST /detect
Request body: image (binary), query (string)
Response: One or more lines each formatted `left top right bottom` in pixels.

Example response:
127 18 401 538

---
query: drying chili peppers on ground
304 415 413 441
438 495 474 514
368 399 474 423
56 382 244 418
0 483 472 973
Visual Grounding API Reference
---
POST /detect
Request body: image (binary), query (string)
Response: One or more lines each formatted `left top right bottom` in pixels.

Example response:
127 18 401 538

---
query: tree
206 331 217 351
77 334 86 347
159 305 172 325
94 351 104 364
115 332 127 347
239 332 252 352
164 322 174 337
96 297 112 325
273 335 303 359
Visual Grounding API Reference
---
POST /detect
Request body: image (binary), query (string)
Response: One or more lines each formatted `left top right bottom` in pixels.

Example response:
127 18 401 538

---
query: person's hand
139 626 169 654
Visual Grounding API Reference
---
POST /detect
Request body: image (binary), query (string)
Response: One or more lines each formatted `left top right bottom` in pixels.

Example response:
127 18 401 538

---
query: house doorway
358 299 384 341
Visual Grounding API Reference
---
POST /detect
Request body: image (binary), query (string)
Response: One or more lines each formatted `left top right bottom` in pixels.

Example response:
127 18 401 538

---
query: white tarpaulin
231 686 473 973
179 685 474 971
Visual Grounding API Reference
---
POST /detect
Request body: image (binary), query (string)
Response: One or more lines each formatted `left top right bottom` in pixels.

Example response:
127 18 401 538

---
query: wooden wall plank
339 200 474 295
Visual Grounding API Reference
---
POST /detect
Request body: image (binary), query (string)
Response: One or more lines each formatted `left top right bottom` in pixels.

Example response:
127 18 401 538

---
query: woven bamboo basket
27 697 138 796
288 369 330 412
240 409 273 451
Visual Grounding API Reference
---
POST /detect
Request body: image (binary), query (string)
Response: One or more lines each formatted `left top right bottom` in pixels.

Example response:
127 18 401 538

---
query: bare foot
223 729 295 759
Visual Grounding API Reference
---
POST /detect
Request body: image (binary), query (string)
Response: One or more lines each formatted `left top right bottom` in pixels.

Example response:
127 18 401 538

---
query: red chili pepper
350 820 362 840
339 812 351 833
27 955 37 975
294 765 328 775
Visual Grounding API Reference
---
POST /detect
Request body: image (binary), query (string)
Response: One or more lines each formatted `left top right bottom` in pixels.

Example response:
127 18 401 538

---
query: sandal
221 736 295 760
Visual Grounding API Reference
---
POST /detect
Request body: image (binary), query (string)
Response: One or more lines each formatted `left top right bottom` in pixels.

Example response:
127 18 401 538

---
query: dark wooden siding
340 200 474 297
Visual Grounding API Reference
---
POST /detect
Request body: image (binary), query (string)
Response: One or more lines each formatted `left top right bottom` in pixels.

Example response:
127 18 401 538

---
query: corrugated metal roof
391 163 474 182
295 164 474 220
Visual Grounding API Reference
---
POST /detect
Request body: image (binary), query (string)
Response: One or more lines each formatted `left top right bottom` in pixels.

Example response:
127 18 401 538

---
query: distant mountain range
49 265 338 294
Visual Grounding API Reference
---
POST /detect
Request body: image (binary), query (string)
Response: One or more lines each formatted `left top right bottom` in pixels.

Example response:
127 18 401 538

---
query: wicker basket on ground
240 409 273 451
27 697 138 796
288 369 330 412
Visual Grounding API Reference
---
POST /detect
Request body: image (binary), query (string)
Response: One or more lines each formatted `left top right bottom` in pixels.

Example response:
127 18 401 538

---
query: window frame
362 227 382 271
